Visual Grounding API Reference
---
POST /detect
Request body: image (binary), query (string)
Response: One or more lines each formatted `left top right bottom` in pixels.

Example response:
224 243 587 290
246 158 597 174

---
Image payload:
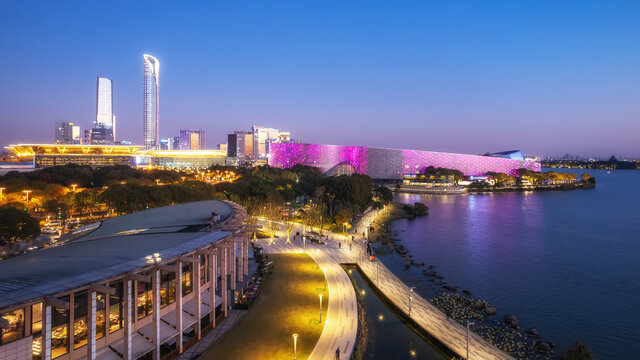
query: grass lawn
200 253 328 360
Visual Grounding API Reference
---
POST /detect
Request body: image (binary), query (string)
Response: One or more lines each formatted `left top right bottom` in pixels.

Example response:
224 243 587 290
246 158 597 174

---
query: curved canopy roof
0 200 234 311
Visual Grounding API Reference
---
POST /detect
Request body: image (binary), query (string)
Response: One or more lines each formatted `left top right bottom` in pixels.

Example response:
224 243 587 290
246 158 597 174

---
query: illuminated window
109 281 123 333
182 263 192 295
137 281 152 320
51 296 70 359
0 308 25 344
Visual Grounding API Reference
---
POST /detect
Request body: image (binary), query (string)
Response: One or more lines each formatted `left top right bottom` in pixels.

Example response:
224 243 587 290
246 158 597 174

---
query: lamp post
319 294 323 322
408 287 415 316
323 267 327 291
303 235 306 253
71 184 77 192
292 333 298 360
155 179 160 185
466 321 475 359
0 187 5 201
23 190 31 208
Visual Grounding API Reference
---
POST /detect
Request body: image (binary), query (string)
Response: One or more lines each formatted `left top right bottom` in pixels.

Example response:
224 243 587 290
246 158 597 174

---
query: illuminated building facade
179 129 205 150
143 55 159 150
95 76 116 143
0 200 249 360
54 122 81 145
269 143 542 179
5 145 226 169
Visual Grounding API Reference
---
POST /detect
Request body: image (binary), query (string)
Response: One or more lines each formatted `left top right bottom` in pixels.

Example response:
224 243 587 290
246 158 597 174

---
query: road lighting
292 333 298 360
319 294 323 322
71 184 77 192
155 179 160 185
408 287 415 316
466 321 475 359
323 266 327 291
23 190 32 204
0 187 5 200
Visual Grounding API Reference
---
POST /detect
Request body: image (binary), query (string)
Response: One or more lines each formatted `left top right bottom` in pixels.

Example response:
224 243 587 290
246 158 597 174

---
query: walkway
260 238 358 360
259 214 513 360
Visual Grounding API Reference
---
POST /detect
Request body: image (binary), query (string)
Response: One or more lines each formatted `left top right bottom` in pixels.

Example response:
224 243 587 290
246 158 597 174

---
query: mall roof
0 200 234 311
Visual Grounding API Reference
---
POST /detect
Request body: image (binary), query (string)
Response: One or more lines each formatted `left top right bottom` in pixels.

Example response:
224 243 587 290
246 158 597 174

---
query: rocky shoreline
370 210 557 359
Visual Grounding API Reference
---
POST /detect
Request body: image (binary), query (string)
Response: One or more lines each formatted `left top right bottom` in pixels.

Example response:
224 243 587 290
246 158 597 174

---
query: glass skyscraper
143 54 159 149
95 76 115 143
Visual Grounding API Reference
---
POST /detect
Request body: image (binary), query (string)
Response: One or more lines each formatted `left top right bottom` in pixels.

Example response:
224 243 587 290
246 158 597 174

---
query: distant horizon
1 1 639 158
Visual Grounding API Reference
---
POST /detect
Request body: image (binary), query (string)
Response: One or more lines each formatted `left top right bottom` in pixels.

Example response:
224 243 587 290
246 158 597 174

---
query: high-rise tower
95 76 116 143
143 54 159 149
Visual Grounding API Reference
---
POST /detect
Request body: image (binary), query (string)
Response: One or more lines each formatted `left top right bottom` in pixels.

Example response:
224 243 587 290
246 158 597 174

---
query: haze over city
1 1 639 157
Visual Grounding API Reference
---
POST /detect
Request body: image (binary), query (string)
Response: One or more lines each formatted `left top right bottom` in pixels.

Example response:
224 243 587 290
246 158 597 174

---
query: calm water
347 267 448 360
381 169 639 359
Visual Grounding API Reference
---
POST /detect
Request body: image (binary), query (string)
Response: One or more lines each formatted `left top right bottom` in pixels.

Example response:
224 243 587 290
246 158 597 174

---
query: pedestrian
339 242 342 249
349 242 352 251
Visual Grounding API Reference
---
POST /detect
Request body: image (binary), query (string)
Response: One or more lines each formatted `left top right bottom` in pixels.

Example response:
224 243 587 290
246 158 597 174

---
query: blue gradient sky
1 1 639 157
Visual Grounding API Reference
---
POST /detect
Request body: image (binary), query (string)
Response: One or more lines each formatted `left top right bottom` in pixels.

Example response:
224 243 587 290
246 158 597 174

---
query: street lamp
292 333 298 360
408 287 415 316
323 266 327 291
302 235 306 253
71 184 77 192
0 187 5 200
466 321 475 360
23 190 31 204
319 294 323 322
155 179 160 185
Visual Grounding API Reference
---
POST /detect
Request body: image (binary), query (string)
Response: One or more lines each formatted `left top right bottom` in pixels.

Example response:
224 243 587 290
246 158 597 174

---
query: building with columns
0 200 251 360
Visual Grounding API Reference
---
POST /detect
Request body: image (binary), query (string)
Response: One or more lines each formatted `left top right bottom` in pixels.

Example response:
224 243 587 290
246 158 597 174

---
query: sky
1 1 639 158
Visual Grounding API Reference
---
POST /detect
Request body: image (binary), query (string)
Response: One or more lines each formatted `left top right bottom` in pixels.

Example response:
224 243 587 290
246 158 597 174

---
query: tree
74 190 96 216
335 208 353 226
559 341 594 360
0 206 40 246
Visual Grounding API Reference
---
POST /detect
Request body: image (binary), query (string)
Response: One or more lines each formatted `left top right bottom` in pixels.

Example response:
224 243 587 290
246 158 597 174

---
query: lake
382 169 640 358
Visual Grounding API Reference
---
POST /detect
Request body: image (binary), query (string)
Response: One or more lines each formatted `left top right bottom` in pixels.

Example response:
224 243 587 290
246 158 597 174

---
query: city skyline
1 1 639 157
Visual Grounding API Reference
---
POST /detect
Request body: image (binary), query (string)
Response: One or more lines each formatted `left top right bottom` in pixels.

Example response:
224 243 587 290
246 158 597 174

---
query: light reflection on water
387 169 640 359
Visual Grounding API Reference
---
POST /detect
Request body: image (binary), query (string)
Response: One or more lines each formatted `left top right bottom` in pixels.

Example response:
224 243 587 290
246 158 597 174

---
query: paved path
260 238 358 360
259 215 513 360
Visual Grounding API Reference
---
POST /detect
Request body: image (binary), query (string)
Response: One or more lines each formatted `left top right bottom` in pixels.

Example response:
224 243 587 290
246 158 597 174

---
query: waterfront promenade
258 211 513 360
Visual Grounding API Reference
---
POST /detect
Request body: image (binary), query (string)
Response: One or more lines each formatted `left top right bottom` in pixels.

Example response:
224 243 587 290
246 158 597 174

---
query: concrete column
151 269 161 360
209 252 216 328
123 280 133 360
230 244 236 291
243 237 249 276
87 291 97 360
175 262 183 353
68 294 75 354
220 247 228 317
42 305 52 360
237 241 243 283
194 257 202 340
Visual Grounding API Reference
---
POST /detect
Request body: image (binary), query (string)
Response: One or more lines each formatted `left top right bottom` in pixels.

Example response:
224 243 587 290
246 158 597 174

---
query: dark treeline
215 164 391 224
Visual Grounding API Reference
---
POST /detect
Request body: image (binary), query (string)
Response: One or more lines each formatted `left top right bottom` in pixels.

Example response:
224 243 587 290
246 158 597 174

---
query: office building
226 131 253 164
179 129 205 150
251 126 280 160
143 54 160 149
54 122 81 144
96 76 116 143
269 143 541 180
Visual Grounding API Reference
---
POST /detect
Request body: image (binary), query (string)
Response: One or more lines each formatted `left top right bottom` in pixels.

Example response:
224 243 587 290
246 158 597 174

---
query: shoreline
365 205 556 359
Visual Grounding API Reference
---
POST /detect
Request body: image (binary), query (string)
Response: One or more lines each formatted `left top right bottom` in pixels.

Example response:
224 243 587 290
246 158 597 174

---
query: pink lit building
268 143 541 179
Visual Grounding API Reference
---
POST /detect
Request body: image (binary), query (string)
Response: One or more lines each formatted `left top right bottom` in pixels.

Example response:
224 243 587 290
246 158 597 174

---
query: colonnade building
0 200 251 360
